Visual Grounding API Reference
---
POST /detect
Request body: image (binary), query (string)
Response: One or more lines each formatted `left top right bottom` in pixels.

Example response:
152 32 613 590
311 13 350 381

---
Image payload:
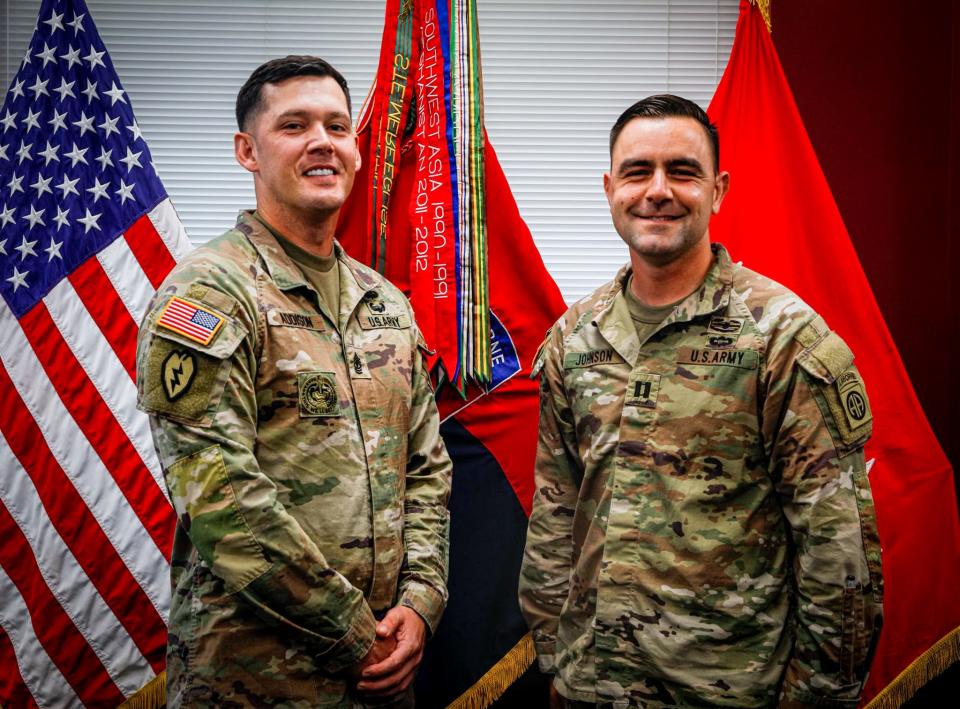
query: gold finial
749 0 773 32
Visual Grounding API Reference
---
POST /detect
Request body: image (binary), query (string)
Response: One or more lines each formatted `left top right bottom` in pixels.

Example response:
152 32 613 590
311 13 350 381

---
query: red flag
707 2 960 704
337 0 566 704
0 0 187 705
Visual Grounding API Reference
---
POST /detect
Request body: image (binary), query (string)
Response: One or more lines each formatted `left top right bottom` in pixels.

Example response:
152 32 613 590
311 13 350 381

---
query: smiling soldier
136 56 452 707
519 95 883 708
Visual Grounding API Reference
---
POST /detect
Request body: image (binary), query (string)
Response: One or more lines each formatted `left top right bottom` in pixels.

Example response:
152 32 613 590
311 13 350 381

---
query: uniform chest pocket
646 347 762 478
352 326 415 428
658 348 759 430
259 315 346 422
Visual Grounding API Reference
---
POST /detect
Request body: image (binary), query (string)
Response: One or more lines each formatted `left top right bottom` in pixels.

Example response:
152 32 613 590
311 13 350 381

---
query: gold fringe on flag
446 632 536 709
118 671 166 708
748 0 772 32
864 625 960 709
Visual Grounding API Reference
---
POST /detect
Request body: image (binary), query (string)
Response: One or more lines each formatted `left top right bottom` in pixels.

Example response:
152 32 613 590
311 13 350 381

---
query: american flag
157 296 224 346
0 0 188 705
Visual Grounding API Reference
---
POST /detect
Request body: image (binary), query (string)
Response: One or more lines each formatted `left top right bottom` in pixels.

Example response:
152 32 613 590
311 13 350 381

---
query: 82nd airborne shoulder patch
836 368 872 432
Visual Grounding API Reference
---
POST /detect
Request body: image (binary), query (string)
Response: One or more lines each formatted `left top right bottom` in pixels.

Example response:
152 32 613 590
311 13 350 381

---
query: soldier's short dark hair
236 55 352 131
609 94 720 173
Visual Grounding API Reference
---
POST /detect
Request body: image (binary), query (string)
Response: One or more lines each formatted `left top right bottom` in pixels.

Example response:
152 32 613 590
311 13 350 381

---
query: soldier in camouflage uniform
519 95 882 708
136 57 452 707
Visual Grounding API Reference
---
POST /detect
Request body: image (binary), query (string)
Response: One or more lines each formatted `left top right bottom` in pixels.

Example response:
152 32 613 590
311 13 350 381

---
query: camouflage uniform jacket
136 211 452 707
519 244 882 708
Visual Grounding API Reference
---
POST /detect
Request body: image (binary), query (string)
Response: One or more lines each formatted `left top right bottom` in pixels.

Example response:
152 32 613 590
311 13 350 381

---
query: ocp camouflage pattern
136 212 452 707
519 244 882 708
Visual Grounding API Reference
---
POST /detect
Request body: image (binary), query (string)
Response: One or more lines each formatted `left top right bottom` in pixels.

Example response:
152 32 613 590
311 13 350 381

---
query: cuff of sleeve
315 602 377 674
399 582 447 635
779 683 860 708
534 637 557 674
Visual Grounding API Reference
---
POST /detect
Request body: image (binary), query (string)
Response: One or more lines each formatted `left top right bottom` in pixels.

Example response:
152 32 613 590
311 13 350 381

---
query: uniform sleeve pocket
167 445 271 594
840 578 868 685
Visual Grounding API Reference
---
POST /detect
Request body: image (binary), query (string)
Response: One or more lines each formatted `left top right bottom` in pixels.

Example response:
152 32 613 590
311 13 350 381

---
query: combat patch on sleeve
298 371 341 417
162 350 197 400
140 337 231 423
157 296 225 347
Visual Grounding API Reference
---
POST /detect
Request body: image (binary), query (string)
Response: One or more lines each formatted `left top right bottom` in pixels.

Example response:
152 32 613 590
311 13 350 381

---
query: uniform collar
593 242 734 366
236 210 383 315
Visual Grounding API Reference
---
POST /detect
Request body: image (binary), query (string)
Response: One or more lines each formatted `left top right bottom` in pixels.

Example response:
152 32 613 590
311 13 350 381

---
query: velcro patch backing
140 337 226 424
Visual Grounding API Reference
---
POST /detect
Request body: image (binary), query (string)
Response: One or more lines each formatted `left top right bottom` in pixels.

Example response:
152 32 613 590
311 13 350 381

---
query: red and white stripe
0 198 191 706
159 297 219 341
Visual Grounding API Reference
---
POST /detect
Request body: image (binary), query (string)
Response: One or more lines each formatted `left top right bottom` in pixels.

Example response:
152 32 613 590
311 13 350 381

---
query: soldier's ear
712 170 730 214
234 132 258 173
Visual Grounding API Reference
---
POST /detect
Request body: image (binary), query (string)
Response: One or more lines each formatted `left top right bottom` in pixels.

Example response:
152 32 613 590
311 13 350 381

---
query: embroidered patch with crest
157 296 225 346
836 369 872 431
707 317 744 336
162 350 197 400
298 371 340 417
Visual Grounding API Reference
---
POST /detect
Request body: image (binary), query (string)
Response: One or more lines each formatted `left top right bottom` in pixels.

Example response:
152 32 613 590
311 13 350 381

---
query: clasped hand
352 605 426 698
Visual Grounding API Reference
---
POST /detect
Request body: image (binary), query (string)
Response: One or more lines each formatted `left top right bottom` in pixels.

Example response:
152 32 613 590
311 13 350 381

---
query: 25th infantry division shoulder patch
162 350 196 400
